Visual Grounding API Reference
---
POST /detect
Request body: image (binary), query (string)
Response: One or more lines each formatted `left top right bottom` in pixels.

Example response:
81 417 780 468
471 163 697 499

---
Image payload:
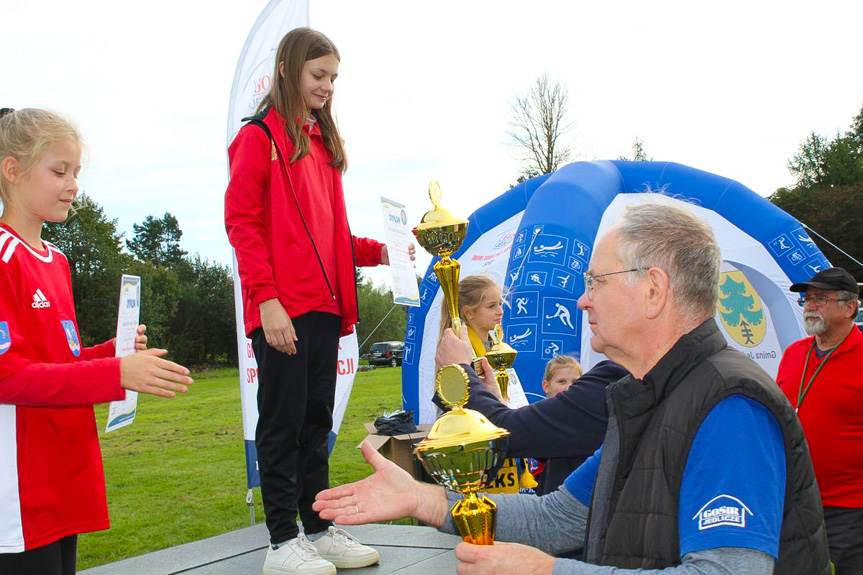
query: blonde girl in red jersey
0 108 193 575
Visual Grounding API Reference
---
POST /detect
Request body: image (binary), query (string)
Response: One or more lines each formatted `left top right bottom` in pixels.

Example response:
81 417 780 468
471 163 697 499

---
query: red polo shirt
777 325 863 507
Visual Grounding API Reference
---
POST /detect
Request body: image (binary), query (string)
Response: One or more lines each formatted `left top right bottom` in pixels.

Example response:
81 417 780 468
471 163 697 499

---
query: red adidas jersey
0 224 124 553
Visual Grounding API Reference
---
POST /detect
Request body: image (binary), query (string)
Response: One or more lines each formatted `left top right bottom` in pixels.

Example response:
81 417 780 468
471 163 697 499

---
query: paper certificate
380 197 420 307
106 275 142 433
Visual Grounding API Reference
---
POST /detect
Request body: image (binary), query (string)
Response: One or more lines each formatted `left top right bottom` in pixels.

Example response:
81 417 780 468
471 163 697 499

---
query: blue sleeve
563 445 602 506
679 395 786 560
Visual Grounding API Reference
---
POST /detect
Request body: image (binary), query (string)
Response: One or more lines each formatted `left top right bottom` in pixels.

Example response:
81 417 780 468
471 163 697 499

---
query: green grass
79 366 403 570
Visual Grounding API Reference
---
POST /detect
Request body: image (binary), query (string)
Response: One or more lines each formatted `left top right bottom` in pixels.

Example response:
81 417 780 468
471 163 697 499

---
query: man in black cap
777 267 863 575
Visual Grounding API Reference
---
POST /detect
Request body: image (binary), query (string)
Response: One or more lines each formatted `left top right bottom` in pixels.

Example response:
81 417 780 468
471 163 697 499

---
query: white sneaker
310 526 380 569
262 534 336 575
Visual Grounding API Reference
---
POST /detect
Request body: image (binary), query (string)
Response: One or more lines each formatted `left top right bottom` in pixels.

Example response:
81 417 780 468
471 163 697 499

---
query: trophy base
451 492 497 545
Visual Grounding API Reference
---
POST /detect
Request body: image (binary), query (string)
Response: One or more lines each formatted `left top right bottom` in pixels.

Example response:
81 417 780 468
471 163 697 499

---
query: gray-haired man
778 267 863 575
314 199 830 575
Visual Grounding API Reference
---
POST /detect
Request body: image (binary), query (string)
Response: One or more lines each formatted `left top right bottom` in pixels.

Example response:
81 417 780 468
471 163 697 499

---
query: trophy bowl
484 348 517 371
415 406 510 493
416 437 509 492
412 221 469 259
412 181 469 335
484 325 518 401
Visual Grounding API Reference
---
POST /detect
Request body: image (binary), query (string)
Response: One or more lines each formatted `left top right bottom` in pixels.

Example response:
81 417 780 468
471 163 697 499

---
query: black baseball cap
790 267 859 296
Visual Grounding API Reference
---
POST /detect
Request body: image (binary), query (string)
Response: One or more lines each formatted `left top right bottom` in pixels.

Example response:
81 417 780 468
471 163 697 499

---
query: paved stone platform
80 523 461 575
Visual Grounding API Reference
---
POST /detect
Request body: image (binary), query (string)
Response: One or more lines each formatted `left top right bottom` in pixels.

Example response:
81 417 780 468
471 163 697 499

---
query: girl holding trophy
439 274 529 409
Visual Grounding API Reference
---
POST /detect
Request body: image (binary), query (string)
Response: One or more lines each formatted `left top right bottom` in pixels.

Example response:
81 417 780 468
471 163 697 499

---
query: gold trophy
412 181 469 336
484 325 518 402
414 365 510 545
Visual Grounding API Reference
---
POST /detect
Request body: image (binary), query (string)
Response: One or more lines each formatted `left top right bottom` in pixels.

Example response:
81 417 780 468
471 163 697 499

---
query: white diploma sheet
106 275 142 433
380 197 420 307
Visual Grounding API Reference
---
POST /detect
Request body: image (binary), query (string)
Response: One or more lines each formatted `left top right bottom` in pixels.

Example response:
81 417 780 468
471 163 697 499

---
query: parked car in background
368 341 404 367
855 304 863 332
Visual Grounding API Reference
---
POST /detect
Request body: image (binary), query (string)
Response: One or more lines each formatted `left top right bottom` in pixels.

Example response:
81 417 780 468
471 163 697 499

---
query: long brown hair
256 28 347 171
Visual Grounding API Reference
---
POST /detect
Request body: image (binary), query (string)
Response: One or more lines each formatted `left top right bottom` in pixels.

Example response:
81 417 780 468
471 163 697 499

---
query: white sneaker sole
319 549 380 569
263 562 337 575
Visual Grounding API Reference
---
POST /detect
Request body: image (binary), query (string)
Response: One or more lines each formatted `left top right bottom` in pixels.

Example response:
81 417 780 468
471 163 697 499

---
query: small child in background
542 354 583 397
528 354 584 491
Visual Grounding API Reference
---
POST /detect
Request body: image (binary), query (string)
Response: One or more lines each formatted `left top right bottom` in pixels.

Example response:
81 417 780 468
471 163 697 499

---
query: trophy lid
417 408 509 451
415 364 509 451
415 181 468 230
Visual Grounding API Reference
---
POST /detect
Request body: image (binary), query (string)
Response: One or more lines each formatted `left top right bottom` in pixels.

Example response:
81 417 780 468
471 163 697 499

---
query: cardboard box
358 422 432 480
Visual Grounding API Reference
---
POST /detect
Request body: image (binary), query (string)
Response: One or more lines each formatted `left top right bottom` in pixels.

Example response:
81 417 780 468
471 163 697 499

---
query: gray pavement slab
80 523 461 575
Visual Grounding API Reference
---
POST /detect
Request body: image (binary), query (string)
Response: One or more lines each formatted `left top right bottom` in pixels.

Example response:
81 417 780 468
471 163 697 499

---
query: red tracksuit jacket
224 107 383 337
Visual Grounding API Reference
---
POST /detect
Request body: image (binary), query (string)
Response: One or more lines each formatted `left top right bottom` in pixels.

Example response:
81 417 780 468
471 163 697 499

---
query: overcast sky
4 0 862 286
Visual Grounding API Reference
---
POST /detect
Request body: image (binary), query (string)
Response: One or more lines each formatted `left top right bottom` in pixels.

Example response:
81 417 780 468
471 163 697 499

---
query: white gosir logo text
31 289 51 309
693 495 752 531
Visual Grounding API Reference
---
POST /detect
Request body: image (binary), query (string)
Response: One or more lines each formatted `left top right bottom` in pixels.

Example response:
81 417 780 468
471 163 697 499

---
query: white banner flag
226 0 310 144
227 0 359 488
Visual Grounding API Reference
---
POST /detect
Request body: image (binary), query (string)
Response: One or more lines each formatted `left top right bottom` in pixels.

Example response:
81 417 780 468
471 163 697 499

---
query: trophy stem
451 491 498 545
434 256 462 337
495 369 510 402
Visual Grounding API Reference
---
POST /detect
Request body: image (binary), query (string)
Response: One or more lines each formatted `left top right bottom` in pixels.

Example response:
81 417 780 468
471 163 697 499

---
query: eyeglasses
797 295 853 308
583 269 639 300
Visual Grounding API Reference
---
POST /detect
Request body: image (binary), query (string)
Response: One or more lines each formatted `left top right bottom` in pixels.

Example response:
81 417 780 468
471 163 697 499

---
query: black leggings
0 535 77 575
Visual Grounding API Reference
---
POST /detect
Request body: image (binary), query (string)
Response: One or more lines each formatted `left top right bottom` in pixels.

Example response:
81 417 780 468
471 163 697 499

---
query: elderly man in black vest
314 199 830 575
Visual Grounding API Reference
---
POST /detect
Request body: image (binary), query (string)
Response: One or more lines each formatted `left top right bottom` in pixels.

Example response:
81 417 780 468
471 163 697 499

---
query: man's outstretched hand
313 442 449 528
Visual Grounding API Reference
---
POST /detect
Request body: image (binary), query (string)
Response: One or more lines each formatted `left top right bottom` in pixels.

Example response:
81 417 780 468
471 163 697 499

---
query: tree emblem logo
718 271 766 347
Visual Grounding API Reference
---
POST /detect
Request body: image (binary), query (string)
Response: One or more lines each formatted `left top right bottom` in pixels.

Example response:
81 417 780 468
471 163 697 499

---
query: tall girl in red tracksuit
224 28 407 575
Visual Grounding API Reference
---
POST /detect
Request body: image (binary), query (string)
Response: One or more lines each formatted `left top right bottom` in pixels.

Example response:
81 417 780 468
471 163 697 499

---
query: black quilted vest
583 320 830 573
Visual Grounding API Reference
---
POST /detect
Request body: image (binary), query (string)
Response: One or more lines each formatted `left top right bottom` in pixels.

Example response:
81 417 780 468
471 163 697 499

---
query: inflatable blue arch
402 161 830 424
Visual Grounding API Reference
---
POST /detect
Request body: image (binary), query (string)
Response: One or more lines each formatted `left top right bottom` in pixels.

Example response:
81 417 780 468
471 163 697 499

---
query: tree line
44 198 236 368
769 104 863 281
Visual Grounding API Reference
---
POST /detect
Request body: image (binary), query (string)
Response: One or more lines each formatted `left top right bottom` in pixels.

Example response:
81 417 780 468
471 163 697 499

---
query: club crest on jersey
61 320 81 357
0 321 10 355
692 494 752 531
